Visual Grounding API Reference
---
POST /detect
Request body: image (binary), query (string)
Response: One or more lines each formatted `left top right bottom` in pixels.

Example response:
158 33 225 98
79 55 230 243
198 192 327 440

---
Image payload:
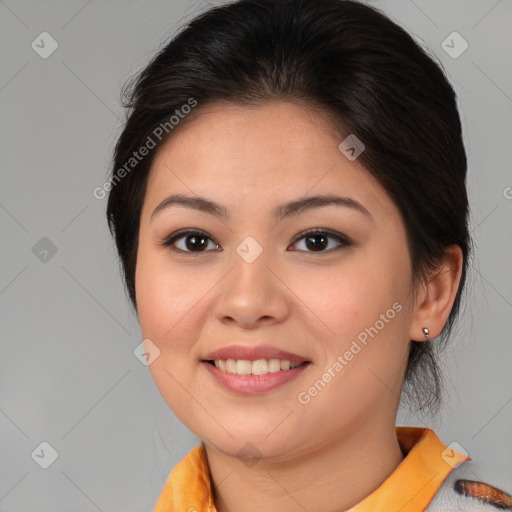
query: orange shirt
153 426 470 512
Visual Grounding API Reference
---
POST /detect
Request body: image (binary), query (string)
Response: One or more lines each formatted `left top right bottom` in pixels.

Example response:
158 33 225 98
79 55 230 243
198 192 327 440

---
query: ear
409 245 464 342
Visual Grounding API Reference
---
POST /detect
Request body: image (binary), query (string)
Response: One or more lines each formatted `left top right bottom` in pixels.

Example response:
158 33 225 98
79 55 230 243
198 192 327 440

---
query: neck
204 420 405 512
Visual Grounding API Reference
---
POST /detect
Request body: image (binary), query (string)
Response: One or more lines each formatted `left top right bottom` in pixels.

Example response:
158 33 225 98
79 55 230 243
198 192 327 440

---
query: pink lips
201 344 311 395
202 360 310 394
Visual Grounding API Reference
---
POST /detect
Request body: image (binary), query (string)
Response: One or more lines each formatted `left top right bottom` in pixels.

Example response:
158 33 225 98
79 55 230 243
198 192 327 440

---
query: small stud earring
422 327 430 341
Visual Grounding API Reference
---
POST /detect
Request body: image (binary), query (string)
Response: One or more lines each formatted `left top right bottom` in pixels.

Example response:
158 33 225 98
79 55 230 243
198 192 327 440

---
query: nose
213 243 290 329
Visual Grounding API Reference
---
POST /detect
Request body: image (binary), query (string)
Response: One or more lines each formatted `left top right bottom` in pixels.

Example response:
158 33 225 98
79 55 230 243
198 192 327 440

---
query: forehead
143 101 396 223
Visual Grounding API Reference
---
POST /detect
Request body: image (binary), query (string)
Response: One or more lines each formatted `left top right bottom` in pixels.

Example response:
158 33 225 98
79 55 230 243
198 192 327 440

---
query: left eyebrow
272 193 372 222
150 193 373 222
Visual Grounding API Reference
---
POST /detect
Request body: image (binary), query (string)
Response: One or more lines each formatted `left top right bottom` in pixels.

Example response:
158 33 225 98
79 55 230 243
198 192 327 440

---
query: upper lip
202 344 310 364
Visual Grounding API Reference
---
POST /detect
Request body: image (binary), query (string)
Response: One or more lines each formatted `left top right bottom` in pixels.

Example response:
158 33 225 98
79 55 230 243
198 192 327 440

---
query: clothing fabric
153 426 512 511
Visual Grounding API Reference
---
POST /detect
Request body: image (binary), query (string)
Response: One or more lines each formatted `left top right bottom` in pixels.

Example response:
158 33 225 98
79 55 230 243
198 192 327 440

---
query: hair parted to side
106 0 472 417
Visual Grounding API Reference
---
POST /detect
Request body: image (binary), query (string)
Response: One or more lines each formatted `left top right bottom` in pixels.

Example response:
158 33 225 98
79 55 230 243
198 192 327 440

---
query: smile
208 358 303 375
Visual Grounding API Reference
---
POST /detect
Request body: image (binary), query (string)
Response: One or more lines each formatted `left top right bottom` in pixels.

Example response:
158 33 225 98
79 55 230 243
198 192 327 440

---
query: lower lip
202 361 311 394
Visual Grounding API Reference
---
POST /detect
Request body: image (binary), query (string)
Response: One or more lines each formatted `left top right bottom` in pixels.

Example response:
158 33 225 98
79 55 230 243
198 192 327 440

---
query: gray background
0 0 511 510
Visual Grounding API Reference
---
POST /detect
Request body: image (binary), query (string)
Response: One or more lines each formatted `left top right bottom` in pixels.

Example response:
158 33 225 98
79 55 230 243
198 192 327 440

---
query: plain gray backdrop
1 0 511 510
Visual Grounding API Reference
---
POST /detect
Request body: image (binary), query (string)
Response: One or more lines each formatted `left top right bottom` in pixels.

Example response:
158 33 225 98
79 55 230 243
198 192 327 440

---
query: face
136 101 416 460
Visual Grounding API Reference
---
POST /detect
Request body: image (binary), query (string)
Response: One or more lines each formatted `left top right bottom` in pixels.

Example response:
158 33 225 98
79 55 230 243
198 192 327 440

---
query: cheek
135 245 206 341
135 247 209 422
304 249 411 385
306 256 405 338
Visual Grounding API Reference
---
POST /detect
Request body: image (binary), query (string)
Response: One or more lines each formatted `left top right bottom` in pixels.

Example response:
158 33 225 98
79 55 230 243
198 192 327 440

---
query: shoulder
426 461 512 511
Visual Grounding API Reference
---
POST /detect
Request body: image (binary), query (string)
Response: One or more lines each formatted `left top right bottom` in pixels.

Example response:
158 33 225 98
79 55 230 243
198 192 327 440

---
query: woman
106 0 512 510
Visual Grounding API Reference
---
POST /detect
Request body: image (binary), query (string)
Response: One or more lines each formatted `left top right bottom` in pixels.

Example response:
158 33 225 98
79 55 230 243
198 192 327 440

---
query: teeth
268 359 281 372
213 358 303 375
236 359 252 375
251 359 267 376
225 359 236 373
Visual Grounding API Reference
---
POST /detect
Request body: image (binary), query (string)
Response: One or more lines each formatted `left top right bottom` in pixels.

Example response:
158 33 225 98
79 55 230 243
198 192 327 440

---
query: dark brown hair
106 0 472 417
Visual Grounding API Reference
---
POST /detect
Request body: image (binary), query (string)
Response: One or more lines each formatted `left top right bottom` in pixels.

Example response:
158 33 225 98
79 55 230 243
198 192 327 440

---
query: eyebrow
150 193 373 222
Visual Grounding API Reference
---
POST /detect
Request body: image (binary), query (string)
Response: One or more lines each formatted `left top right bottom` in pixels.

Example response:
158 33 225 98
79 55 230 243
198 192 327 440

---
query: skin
135 101 463 512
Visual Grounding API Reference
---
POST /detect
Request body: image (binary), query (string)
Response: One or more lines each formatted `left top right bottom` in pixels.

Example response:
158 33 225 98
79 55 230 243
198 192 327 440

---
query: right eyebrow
151 194 229 221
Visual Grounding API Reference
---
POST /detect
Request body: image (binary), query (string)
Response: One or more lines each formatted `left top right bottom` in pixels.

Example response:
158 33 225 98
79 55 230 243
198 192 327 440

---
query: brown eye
162 230 219 254
289 229 351 253
161 228 350 256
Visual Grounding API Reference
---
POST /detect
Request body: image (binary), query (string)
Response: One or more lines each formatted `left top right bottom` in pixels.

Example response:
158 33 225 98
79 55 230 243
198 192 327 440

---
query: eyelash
160 228 351 256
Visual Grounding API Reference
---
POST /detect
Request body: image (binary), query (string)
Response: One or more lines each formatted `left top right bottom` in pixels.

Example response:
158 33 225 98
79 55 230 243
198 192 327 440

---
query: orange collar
153 426 471 512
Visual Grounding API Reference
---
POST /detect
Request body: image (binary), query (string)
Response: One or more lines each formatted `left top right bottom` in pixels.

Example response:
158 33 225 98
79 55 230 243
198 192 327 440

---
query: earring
422 327 430 341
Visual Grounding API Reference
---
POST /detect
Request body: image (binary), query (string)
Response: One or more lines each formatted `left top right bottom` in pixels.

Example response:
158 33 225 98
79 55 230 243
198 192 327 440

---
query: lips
202 344 310 364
